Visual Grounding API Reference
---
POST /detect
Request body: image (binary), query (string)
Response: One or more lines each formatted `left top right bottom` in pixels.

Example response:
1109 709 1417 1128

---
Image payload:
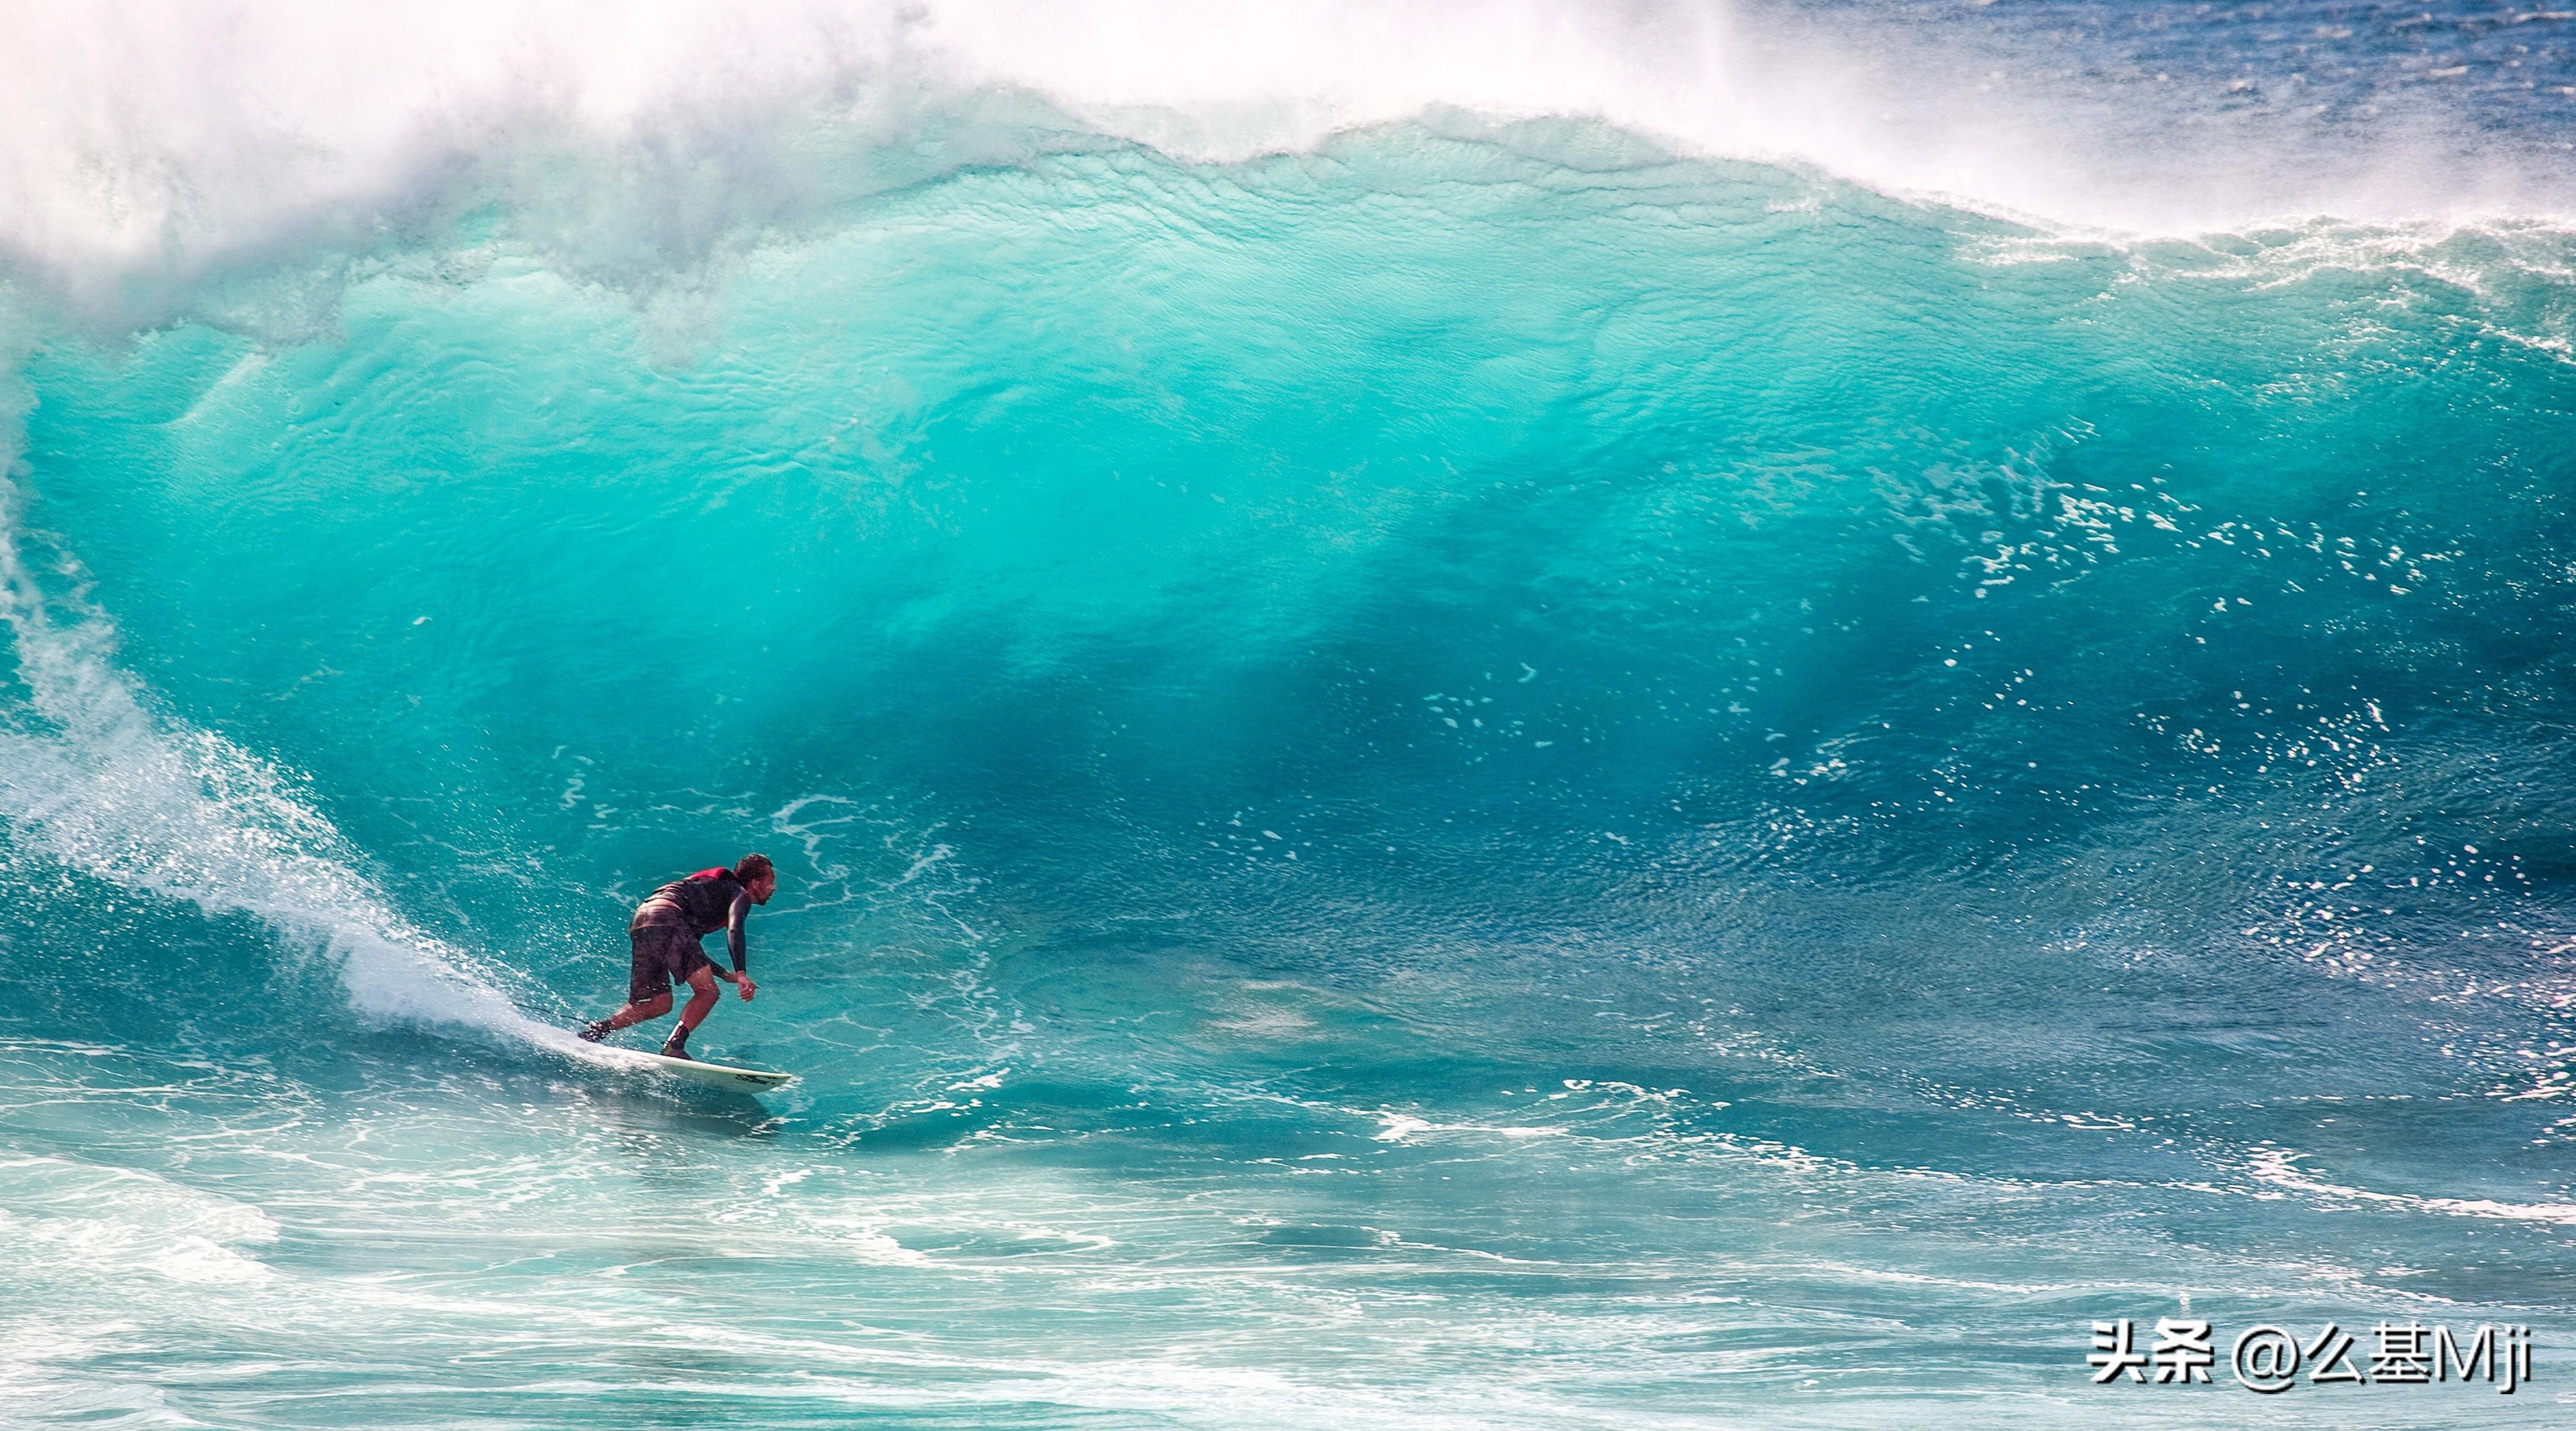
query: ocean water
4 2 2575 1426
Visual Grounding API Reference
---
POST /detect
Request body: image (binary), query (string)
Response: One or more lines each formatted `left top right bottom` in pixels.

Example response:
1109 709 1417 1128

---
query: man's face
750 875 777 905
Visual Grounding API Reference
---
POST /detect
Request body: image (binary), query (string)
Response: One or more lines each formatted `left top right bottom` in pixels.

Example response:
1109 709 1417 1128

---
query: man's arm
726 891 758 1000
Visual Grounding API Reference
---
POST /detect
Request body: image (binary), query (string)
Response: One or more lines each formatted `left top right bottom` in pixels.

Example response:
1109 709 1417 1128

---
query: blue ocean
4 2 2573 1425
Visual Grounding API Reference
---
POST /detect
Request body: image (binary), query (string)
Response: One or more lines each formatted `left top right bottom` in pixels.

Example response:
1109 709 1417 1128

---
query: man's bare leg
579 992 672 1042
661 967 723 1058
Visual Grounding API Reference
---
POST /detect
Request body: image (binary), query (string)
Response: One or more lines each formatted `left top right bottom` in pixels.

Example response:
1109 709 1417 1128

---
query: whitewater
3 2 2574 1426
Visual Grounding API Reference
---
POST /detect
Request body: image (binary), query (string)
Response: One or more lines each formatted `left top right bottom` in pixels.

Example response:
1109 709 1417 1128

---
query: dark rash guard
633 868 752 973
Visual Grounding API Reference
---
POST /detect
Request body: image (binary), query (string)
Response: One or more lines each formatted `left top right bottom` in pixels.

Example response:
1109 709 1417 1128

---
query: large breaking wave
3 4 2575 1427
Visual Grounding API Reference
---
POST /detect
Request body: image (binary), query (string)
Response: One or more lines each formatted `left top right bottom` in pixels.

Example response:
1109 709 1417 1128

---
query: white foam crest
0 483 536 1034
0 1153 278 1286
3 0 2571 321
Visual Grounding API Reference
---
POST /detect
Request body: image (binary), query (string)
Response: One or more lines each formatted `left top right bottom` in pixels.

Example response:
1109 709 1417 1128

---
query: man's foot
578 1021 611 1044
658 1028 693 1060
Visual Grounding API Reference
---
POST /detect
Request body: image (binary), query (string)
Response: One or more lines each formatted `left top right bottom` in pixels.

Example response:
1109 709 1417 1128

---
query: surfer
578 854 775 1060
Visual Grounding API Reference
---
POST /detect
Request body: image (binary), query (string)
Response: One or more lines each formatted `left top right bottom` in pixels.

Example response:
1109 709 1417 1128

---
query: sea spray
0 477 540 1032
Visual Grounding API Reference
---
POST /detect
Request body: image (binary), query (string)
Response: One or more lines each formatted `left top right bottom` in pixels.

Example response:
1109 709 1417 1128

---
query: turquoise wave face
5 123 2576 1427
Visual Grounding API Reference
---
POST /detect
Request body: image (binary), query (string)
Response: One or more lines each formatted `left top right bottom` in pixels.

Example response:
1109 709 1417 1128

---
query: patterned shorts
627 914 711 1003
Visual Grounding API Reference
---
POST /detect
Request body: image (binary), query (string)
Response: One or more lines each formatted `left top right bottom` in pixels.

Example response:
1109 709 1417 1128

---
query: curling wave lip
5 0 2574 323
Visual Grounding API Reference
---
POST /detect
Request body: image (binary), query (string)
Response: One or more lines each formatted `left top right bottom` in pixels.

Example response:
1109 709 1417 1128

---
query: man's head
735 853 777 904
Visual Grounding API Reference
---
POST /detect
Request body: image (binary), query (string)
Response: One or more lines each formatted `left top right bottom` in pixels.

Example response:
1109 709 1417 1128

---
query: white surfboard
610 1047 796 1091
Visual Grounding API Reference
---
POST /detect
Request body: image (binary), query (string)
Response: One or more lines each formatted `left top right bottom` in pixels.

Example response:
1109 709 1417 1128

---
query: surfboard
614 1048 795 1091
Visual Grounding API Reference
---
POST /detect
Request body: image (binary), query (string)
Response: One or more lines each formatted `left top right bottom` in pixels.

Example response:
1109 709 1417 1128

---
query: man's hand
734 973 757 1002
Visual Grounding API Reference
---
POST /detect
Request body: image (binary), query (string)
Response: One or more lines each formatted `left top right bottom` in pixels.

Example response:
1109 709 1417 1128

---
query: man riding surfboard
579 853 775 1060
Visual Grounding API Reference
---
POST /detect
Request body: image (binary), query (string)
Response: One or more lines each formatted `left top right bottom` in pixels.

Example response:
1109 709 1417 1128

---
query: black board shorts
628 919 712 1003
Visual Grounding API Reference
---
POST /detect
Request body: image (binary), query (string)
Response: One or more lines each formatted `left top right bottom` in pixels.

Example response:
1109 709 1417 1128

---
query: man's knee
640 993 674 1018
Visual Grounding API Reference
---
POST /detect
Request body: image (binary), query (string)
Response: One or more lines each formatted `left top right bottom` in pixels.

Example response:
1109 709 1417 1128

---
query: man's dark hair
735 853 776 884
